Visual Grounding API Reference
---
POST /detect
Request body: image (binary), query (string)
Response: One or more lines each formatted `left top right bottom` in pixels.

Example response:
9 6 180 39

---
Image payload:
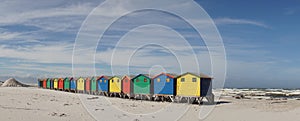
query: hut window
112 80 114 83
104 80 106 83
136 79 139 82
166 78 170 83
117 79 120 83
157 78 160 82
144 78 147 82
192 78 197 82
181 78 185 82
125 80 128 83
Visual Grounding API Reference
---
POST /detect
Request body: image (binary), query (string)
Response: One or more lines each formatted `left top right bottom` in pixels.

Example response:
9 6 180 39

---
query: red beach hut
85 77 91 94
121 75 134 98
58 78 64 91
43 79 47 89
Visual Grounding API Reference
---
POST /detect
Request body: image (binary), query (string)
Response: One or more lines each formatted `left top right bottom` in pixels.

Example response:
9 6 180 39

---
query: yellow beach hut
109 76 122 97
53 78 58 90
76 77 85 93
175 72 201 97
175 72 214 104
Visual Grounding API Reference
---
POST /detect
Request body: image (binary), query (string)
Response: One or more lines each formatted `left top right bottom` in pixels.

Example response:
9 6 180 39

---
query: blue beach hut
152 73 176 101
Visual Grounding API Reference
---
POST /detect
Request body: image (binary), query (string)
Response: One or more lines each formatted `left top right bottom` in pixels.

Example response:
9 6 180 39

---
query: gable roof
175 72 213 79
76 77 84 81
109 76 122 80
122 75 136 80
175 72 200 78
90 76 98 80
97 75 112 80
132 74 151 80
152 73 177 79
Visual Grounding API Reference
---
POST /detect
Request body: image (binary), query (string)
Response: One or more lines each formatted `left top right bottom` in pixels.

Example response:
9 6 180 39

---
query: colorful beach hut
63 77 71 91
42 79 47 89
46 78 51 89
97 75 111 96
131 74 152 100
38 79 43 88
175 72 200 97
85 77 91 94
90 77 97 94
58 78 64 90
53 78 58 90
76 77 85 93
70 77 76 92
121 75 134 98
108 76 122 97
50 78 54 89
175 72 215 104
152 73 177 101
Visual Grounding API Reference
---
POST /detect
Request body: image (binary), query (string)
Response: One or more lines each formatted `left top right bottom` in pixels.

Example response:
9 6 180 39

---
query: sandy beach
0 87 94 121
1 87 300 121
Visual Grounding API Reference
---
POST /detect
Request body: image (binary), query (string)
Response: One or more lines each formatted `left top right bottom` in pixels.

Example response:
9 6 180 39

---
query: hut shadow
199 101 231 105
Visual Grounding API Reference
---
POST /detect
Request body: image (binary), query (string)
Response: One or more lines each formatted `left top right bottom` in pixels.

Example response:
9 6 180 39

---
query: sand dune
1 78 28 87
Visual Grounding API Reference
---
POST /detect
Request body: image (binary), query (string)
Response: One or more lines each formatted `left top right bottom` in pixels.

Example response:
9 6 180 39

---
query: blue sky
0 0 299 88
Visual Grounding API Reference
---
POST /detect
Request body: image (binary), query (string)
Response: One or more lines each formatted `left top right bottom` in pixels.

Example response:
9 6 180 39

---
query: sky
0 0 299 88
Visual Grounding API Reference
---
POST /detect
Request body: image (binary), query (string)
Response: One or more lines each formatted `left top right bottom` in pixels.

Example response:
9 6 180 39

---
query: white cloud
214 18 269 28
0 32 22 40
0 1 100 32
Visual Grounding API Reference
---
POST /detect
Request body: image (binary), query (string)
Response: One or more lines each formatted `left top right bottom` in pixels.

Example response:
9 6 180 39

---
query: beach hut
97 75 111 96
70 77 76 92
63 77 71 91
131 74 152 100
152 73 177 101
76 77 85 93
53 78 58 90
90 77 97 94
42 79 47 89
38 79 43 88
58 78 64 91
38 79 41 88
175 72 214 104
50 78 54 89
85 77 91 94
46 78 51 89
108 76 122 97
121 75 134 98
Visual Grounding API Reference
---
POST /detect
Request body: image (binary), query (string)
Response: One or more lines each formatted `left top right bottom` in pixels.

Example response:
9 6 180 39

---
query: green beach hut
64 77 71 91
91 76 97 94
131 74 152 100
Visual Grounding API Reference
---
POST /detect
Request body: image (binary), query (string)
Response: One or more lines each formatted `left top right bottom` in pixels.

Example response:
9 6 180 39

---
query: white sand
0 87 95 121
0 87 300 121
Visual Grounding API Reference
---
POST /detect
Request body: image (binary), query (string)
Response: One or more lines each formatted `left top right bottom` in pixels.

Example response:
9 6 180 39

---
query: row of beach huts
38 72 215 104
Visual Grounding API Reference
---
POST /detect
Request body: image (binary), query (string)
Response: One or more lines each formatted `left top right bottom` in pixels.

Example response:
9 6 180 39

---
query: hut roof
97 75 112 80
122 75 136 79
200 73 213 79
152 73 178 79
175 72 213 79
175 72 200 78
132 74 151 80
109 76 122 80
